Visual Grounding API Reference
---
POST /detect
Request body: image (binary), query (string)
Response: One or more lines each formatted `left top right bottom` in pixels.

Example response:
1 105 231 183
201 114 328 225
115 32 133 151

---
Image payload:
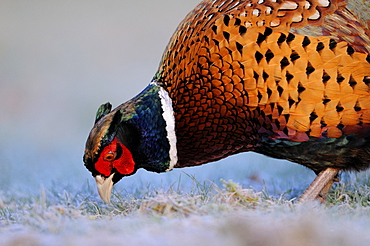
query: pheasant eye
104 152 116 161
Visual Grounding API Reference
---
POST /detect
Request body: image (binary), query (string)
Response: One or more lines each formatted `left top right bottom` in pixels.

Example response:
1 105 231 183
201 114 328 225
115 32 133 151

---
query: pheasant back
152 0 370 171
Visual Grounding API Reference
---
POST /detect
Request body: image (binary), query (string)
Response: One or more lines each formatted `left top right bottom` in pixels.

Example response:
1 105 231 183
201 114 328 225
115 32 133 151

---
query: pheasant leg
298 168 340 203
316 175 340 202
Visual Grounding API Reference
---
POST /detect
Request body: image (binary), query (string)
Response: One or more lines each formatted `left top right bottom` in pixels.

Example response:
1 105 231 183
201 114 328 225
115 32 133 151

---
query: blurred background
0 0 319 198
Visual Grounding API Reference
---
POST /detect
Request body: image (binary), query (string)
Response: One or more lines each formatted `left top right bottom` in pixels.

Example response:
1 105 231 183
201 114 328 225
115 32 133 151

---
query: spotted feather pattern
153 0 370 170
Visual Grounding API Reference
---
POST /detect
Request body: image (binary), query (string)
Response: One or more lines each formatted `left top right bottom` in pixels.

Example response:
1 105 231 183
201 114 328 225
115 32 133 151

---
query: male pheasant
84 0 370 203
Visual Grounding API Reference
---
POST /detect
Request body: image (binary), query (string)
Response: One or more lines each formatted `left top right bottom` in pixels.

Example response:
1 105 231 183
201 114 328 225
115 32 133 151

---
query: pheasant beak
95 173 115 204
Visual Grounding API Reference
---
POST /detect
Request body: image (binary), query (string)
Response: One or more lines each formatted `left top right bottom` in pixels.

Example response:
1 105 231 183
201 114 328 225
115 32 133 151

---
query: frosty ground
1 169 370 246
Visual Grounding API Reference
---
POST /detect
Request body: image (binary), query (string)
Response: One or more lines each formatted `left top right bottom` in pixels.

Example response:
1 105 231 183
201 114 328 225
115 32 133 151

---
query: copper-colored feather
153 0 370 170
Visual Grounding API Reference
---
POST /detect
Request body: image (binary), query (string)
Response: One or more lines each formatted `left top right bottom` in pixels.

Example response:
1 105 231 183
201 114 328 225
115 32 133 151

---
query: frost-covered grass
1 172 370 246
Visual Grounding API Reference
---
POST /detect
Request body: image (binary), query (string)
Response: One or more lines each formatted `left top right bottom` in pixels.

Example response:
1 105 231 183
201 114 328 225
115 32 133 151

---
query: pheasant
83 0 370 203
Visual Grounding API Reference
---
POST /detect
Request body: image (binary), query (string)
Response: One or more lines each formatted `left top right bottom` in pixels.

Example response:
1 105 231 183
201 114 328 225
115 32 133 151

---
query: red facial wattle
95 137 135 177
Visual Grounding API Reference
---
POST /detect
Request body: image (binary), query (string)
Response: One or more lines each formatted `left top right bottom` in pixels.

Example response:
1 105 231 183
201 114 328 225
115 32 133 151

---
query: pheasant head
83 103 135 202
83 84 178 203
